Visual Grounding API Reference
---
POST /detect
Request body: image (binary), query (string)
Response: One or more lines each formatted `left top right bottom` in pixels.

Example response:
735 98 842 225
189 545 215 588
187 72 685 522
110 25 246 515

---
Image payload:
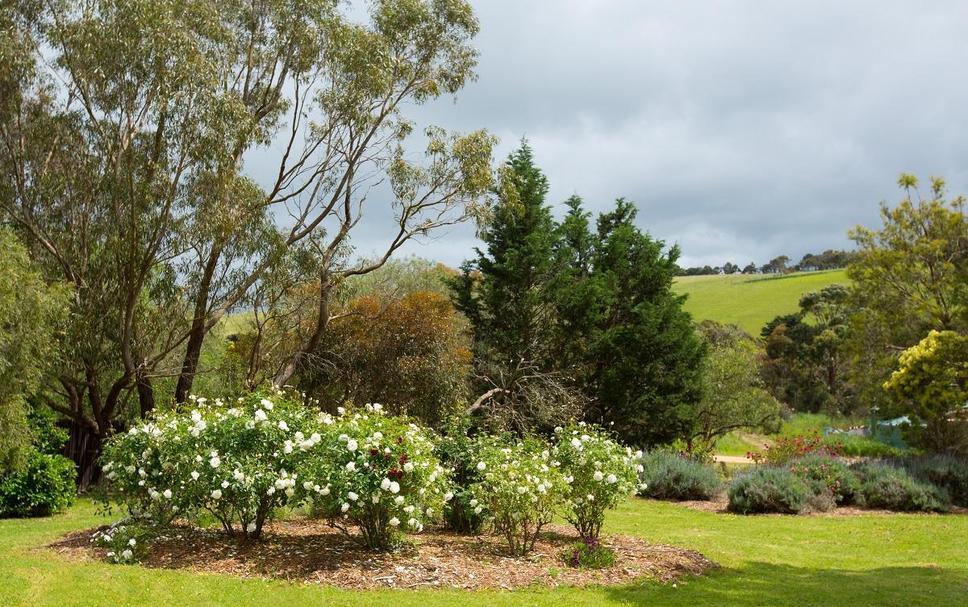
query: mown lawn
673 269 849 335
2 498 965 606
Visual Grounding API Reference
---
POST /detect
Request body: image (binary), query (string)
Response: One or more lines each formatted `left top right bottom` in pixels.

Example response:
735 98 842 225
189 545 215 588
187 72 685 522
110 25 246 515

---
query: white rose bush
100 392 644 563
100 391 320 540
553 422 643 542
467 437 568 556
301 404 451 550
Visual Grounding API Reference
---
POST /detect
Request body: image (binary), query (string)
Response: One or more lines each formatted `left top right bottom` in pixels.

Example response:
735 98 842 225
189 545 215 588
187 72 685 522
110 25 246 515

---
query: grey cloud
272 0 968 268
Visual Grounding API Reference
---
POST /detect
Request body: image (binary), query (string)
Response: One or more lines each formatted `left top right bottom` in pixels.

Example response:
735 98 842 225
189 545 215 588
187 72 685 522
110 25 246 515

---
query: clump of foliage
302 404 452 551
553 423 642 541
885 455 968 507
101 391 320 539
561 537 616 569
788 454 861 506
748 435 842 466
727 467 810 514
883 330 968 455
853 462 949 512
820 434 905 458
0 450 77 517
469 437 568 556
305 290 473 428
0 229 69 475
638 451 721 501
435 416 487 533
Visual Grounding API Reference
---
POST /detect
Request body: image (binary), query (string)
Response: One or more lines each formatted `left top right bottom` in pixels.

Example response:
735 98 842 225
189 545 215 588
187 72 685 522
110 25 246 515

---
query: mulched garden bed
49 520 716 590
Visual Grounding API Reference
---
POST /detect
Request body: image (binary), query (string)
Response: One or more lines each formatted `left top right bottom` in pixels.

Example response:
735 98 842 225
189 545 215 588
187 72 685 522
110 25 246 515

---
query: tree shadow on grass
605 562 968 607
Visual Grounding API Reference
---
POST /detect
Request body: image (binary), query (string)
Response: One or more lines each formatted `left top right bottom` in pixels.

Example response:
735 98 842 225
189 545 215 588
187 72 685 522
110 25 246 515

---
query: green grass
2 499 966 606
673 270 849 335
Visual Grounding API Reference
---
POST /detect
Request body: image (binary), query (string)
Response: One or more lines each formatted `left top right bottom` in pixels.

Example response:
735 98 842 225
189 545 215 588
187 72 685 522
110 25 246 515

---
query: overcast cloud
276 0 968 268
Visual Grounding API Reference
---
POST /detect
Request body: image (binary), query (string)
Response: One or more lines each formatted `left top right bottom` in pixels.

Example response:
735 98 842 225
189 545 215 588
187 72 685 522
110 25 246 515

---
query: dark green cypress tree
452 141 557 367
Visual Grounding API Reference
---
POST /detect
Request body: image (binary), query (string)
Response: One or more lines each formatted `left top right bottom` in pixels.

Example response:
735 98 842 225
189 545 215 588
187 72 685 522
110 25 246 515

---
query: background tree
682 321 781 456
760 285 853 414
450 142 577 432
0 229 70 474
760 255 790 274
552 198 706 447
845 174 968 411
0 0 492 483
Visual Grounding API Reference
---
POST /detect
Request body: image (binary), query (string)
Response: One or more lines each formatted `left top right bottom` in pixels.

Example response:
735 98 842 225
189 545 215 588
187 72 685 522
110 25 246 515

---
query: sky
262 0 968 269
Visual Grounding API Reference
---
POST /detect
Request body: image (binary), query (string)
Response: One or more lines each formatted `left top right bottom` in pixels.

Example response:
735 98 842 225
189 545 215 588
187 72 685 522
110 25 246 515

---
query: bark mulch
49 520 715 590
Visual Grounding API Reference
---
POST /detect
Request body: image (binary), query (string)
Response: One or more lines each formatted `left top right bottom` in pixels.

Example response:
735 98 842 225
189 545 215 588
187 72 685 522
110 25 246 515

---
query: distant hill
673 269 850 336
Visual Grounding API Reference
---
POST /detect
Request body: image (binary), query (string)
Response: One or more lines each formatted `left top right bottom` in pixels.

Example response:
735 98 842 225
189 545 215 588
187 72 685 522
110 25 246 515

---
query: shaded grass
2 498 966 606
674 270 848 335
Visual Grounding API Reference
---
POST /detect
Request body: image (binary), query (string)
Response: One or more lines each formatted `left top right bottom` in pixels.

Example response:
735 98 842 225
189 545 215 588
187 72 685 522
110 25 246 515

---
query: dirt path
712 455 753 464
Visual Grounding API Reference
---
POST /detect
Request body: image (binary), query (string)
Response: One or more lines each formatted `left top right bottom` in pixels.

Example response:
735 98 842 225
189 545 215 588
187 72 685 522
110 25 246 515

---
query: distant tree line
677 250 858 276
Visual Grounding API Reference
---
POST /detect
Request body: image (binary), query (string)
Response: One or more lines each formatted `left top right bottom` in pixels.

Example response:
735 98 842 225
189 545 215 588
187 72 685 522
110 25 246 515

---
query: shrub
101 391 321 539
638 451 721 501
821 434 905 458
553 423 641 541
91 519 154 564
0 449 77 517
561 537 616 569
788 454 861 505
727 467 810 514
469 437 568 556
886 455 968 507
853 462 950 512
435 416 486 534
301 404 451 551
749 434 842 466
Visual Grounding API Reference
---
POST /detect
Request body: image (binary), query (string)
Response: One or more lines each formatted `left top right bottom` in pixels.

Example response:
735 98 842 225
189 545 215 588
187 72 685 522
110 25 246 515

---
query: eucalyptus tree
0 0 493 483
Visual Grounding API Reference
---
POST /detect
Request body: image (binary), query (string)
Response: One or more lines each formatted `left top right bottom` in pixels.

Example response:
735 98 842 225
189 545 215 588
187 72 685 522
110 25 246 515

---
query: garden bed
49 520 715 590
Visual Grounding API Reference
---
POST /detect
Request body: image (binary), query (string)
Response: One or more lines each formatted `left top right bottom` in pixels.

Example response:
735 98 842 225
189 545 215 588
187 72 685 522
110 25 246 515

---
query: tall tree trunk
67 421 103 492
175 245 222 402
136 370 155 417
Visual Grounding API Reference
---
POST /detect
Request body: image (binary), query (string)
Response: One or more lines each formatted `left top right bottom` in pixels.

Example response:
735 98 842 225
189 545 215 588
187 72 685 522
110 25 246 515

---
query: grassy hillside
673 269 849 336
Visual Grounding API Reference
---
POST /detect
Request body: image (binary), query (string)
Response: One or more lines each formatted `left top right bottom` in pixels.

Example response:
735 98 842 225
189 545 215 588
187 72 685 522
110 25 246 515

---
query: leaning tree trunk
174 244 222 403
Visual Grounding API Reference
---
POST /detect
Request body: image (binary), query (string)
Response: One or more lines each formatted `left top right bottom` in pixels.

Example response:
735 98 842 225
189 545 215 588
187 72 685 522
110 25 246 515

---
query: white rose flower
586 493 595 502
285 488 295 498
277 420 289 431
606 474 618 484
211 489 222 500
345 461 356 472
407 518 418 528
403 462 414 473
394 496 404 505
246 522 257 533
341 502 350 513
389 517 400 527
128 538 137 547
517 486 527 494
162 489 172 500
389 481 400 494
444 492 454 502
474 506 483 515
267 486 276 495
571 438 582 449
209 456 220 469
593 471 604 482
346 439 358 452
303 481 314 490
121 549 133 560
321 486 331 496
260 398 273 409
476 462 486 471
469 499 478 507
254 409 268 422
381 478 392 491
347 491 359 502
